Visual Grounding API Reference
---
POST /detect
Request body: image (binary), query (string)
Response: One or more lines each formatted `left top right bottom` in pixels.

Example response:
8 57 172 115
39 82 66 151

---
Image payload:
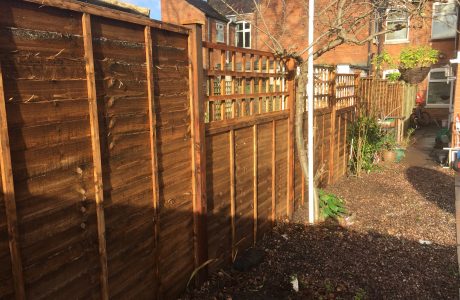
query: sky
123 0 162 20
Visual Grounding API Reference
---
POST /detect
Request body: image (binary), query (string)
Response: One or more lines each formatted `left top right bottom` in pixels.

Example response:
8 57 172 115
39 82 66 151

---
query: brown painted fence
0 1 194 298
0 1 408 299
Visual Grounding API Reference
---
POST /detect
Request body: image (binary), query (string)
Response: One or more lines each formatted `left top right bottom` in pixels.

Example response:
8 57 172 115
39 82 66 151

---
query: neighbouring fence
0 1 411 299
359 78 416 120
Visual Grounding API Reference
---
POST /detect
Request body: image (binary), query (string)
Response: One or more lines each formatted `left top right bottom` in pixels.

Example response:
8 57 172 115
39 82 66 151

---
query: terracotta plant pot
382 150 396 163
398 67 431 84
286 58 296 72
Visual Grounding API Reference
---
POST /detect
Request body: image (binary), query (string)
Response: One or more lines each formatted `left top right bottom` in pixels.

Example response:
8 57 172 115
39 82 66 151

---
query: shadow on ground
406 166 455 214
183 222 458 299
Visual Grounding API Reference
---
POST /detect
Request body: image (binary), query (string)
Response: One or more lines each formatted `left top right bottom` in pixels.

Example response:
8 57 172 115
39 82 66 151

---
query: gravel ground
182 160 459 299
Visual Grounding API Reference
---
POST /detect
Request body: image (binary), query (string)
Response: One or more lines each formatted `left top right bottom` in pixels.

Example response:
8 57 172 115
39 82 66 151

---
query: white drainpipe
307 0 315 224
226 19 233 63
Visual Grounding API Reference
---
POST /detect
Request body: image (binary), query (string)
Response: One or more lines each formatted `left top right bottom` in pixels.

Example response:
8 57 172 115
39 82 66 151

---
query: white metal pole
307 0 315 224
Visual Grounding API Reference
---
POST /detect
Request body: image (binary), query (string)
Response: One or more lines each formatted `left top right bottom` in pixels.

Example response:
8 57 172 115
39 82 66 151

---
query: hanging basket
398 67 431 84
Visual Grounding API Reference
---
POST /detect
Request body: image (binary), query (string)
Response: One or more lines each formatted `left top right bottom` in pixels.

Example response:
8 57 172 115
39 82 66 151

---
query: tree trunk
295 66 319 221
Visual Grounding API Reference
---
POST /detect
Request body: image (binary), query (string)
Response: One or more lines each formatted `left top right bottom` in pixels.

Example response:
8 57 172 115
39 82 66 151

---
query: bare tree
215 0 437 217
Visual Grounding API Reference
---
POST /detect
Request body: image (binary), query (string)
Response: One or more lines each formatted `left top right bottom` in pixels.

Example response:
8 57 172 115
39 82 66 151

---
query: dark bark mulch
182 163 459 299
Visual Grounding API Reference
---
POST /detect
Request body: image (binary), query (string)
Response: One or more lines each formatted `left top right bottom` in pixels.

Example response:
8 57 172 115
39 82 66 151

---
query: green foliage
381 132 397 151
387 72 401 82
348 115 385 176
399 46 439 69
318 190 347 220
372 51 395 72
399 128 415 148
353 288 367 300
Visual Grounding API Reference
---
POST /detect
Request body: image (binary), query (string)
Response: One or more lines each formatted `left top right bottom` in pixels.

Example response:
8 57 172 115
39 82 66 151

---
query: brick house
378 2 458 121
161 0 237 45
163 0 459 122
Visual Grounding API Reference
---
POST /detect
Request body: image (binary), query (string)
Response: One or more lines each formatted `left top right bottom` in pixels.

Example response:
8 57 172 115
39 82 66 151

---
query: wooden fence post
230 130 236 259
0 62 25 300
271 120 276 224
328 71 337 184
82 13 109 299
253 125 258 245
287 65 296 218
184 22 209 283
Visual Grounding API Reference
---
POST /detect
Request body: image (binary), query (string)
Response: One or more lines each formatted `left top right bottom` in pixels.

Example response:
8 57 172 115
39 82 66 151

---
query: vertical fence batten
271 120 276 223
287 77 295 217
144 25 161 292
0 62 25 300
229 130 236 258
82 13 109 299
185 23 209 282
253 124 258 245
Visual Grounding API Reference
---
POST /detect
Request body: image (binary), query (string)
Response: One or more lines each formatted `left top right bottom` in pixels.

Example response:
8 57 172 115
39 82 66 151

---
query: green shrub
372 51 395 73
399 46 439 69
387 72 401 82
318 190 347 220
381 132 397 151
348 115 385 176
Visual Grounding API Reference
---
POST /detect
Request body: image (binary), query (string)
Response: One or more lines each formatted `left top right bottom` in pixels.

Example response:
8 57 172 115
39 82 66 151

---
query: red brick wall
251 0 370 65
207 18 236 45
162 0 236 46
161 0 205 25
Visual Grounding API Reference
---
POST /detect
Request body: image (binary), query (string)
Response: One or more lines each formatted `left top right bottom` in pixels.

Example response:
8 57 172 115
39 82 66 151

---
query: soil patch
182 163 458 299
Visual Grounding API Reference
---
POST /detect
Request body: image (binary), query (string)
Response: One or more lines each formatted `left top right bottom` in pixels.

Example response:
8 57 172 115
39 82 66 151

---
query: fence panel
203 42 295 268
0 1 192 299
359 78 405 117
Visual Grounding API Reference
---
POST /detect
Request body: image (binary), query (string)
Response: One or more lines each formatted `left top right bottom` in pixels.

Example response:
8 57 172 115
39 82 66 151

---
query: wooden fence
359 78 406 117
0 1 409 299
0 0 194 298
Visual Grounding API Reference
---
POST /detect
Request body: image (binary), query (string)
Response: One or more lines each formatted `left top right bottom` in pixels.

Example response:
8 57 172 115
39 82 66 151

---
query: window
383 69 399 78
236 21 251 48
385 9 409 43
216 22 225 43
432 1 457 39
426 68 453 107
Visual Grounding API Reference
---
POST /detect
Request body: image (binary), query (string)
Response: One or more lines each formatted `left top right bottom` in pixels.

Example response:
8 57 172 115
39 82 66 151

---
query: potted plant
398 46 439 84
286 58 296 72
395 128 415 162
381 133 397 163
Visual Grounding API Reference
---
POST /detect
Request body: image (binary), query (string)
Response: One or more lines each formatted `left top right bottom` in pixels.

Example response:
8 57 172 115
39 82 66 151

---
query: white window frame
384 8 410 44
216 22 225 43
431 1 458 40
426 67 454 108
383 69 399 78
236 21 251 49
